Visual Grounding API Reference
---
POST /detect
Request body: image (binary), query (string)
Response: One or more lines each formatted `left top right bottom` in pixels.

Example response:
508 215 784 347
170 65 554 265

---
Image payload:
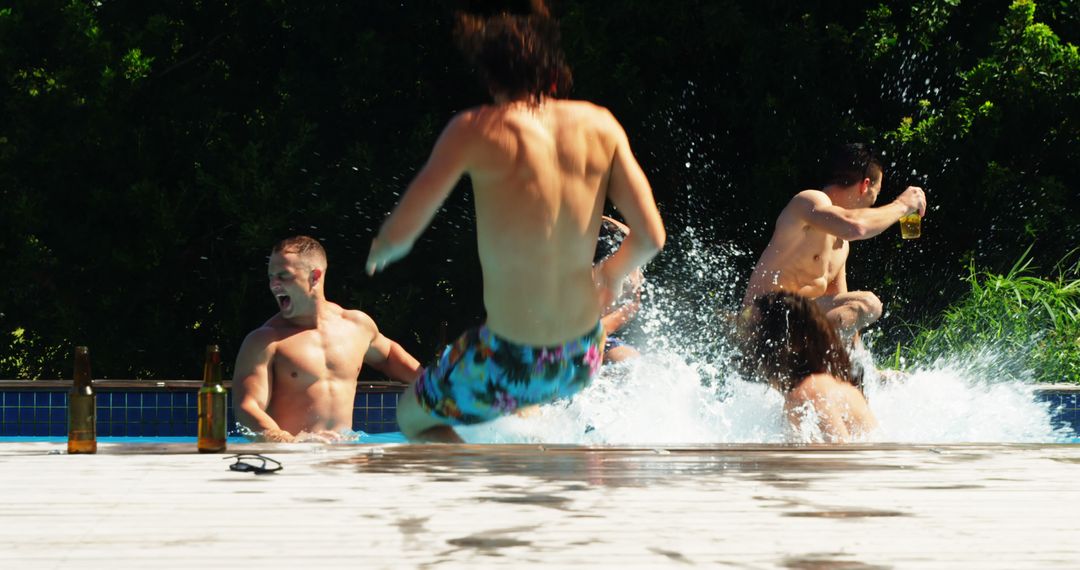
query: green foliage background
896 248 1080 383
0 0 1077 380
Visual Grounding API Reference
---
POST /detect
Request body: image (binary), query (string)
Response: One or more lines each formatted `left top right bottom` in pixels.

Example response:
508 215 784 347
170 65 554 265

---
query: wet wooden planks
1 442 1078 568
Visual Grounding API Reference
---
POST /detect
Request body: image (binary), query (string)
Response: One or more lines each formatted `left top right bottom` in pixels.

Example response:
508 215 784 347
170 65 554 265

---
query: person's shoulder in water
786 372 878 442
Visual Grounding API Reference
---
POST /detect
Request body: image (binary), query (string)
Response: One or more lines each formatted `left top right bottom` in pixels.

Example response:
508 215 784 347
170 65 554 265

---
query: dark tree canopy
0 0 1076 379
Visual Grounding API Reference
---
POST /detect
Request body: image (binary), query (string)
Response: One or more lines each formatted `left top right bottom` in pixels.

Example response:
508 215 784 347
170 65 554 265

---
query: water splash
460 229 1074 445
461 356 1071 445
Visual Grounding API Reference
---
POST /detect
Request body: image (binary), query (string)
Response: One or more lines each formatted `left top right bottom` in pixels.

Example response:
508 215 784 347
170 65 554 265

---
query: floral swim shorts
414 322 606 425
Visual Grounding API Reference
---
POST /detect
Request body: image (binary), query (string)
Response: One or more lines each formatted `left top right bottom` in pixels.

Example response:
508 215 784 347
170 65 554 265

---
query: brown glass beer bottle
67 346 97 454
197 345 227 453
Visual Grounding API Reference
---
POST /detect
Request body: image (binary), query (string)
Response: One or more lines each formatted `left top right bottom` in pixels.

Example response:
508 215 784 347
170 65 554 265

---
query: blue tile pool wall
352 391 402 434
1 387 1074 439
0 391 227 437
0 388 403 437
1043 392 1080 435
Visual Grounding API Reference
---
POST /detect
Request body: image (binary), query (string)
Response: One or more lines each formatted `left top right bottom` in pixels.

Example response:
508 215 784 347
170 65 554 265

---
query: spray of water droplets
458 229 1074 445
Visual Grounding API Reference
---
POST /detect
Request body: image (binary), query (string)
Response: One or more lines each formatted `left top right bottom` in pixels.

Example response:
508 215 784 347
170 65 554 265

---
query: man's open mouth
276 294 291 311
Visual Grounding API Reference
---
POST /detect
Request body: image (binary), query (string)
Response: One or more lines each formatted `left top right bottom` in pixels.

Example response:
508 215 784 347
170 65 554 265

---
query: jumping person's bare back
368 99 665 345
470 100 632 344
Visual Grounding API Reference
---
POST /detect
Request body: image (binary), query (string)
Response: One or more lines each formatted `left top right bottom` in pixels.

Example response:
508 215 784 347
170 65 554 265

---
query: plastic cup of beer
899 213 921 239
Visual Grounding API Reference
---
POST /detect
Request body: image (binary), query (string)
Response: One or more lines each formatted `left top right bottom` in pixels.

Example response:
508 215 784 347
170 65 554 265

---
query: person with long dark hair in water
740 291 878 442
366 0 666 441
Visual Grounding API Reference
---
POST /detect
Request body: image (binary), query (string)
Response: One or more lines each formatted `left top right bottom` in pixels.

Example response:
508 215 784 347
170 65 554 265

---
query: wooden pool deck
1 442 1079 568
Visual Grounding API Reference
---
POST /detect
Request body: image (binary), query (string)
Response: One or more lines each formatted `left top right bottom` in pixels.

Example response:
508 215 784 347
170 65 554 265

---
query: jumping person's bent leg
395 381 462 443
602 336 640 364
815 291 883 341
604 345 640 363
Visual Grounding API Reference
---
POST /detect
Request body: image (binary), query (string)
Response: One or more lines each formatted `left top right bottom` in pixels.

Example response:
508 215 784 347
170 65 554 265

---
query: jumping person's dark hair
824 143 882 187
454 0 572 100
740 291 864 393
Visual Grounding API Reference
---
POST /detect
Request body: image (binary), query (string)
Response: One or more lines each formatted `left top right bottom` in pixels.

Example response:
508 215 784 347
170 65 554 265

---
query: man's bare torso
744 190 849 306
261 303 373 434
461 99 618 345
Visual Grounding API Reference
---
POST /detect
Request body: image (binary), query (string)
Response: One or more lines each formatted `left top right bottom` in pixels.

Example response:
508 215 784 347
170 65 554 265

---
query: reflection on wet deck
1 442 1078 568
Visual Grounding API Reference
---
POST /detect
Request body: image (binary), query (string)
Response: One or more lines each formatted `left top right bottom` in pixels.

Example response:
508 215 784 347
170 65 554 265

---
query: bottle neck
203 347 223 386
73 358 92 388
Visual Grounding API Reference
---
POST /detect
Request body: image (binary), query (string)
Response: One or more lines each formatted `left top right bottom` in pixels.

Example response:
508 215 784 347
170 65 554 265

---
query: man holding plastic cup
742 143 927 343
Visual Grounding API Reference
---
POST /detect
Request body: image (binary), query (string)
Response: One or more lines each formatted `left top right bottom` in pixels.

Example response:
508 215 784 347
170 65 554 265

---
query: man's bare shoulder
790 373 833 399
432 106 493 143
777 190 831 221
792 373 862 403
340 308 378 332
789 189 831 208
450 105 487 125
238 325 280 353
558 98 612 114
554 99 619 129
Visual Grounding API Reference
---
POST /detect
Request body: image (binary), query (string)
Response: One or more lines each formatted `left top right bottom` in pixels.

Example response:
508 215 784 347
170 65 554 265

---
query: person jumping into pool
742 143 927 343
740 291 878 442
595 216 645 363
233 236 422 442
365 0 666 442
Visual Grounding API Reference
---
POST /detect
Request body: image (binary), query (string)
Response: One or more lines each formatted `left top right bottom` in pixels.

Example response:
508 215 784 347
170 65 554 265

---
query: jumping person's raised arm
366 114 473 275
597 112 666 293
793 187 925 241
231 328 291 441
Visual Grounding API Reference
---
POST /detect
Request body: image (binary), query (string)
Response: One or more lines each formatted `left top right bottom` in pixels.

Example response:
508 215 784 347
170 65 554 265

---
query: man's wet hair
824 143 883 187
454 0 573 99
739 291 863 394
272 235 327 268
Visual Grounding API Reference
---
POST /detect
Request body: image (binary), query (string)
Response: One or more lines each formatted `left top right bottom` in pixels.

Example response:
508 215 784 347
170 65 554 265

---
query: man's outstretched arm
361 314 423 384
796 187 926 241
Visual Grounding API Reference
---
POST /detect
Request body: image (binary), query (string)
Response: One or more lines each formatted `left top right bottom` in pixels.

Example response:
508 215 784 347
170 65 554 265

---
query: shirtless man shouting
233 236 421 442
743 144 927 341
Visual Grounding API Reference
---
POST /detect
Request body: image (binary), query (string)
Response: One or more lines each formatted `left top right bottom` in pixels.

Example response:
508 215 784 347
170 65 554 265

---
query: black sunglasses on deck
225 453 283 475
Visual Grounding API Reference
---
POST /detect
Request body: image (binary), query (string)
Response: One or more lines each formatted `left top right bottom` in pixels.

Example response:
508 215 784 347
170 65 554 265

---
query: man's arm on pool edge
363 320 423 385
232 329 294 442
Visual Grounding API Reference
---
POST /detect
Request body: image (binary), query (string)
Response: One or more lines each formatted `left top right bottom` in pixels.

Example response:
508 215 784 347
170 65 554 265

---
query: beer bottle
68 346 97 454
197 345 228 453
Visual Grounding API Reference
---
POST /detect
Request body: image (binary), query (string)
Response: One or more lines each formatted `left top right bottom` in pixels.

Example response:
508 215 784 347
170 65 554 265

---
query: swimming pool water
2 433 1077 445
0 433 409 445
